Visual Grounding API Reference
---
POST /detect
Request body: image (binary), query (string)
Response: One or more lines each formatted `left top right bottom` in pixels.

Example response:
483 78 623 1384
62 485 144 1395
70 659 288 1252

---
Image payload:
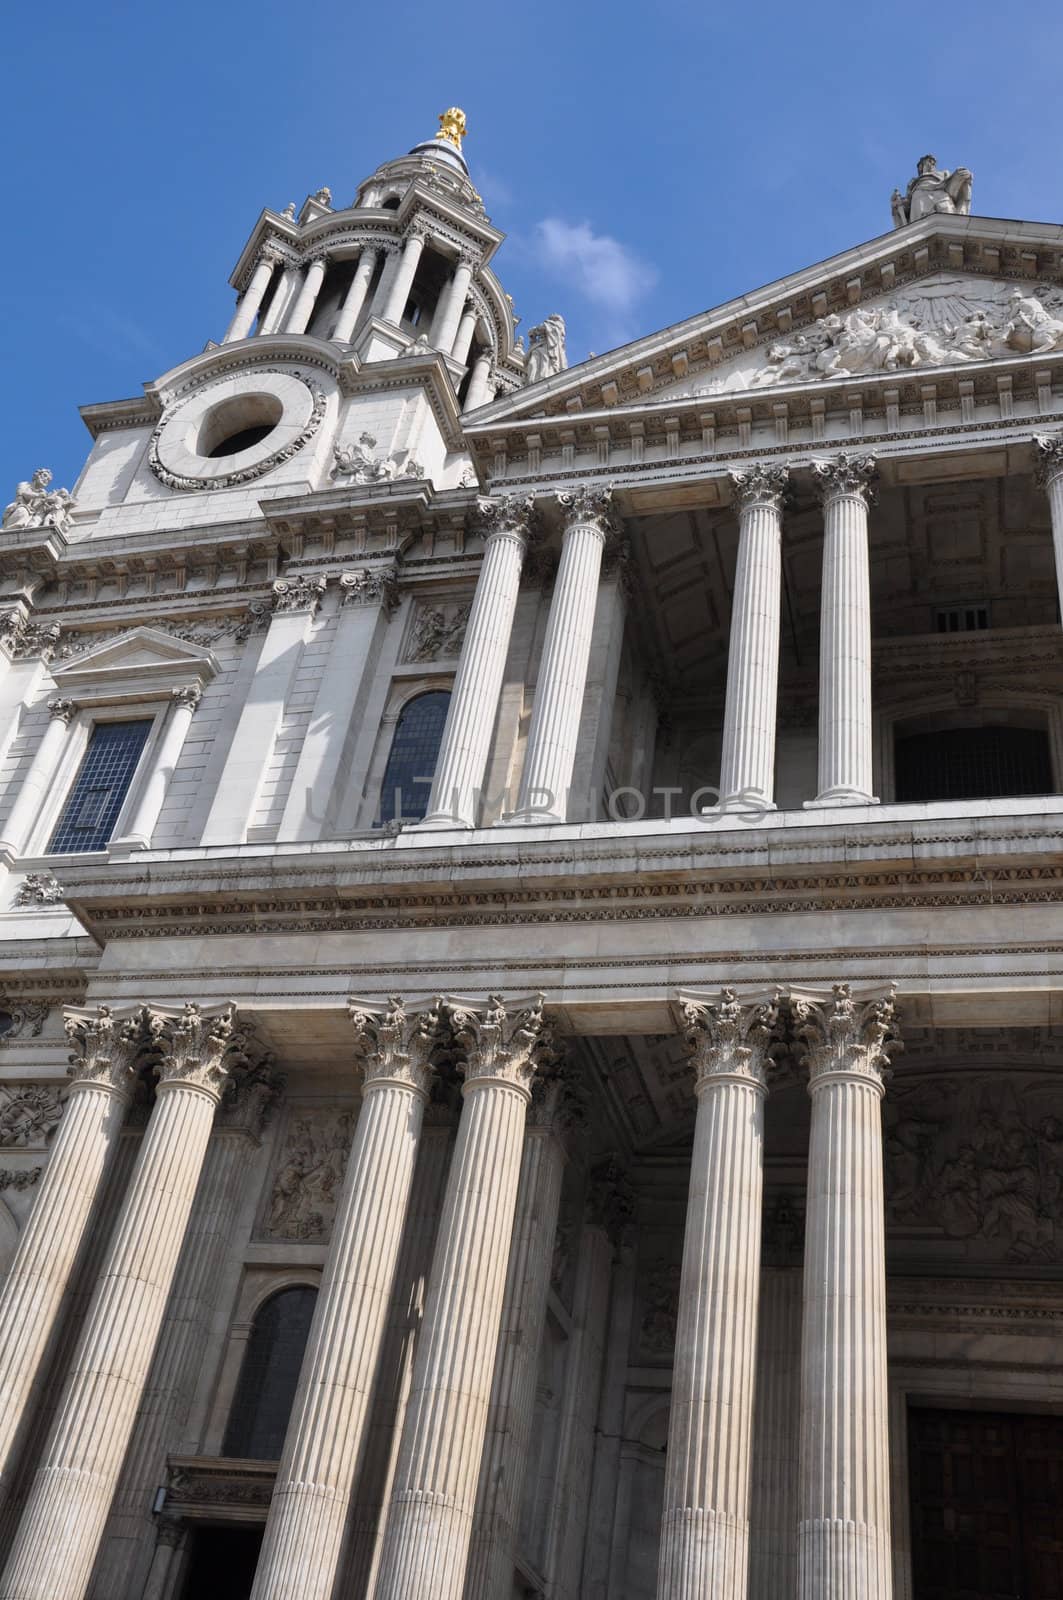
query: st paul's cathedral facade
0 113 1059 1600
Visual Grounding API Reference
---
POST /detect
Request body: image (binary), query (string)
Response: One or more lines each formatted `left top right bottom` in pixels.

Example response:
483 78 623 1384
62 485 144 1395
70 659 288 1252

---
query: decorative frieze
0 1086 62 1148
0 1166 42 1193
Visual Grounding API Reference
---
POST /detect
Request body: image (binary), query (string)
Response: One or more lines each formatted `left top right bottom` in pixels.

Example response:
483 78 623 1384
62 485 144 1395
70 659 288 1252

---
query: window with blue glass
377 691 451 825
223 1286 318 1460
47 719 153 854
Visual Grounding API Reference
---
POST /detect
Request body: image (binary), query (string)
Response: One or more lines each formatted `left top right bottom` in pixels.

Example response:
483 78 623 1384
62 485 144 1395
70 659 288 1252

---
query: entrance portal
179 1524 264 1599
908 1407 1063 1598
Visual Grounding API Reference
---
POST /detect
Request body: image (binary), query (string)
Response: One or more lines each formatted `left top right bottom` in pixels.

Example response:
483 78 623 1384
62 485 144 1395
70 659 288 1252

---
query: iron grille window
223 1286 317 1461
47 719 152 854
377 691 451 825
935 604 989 633
895 725 1053 803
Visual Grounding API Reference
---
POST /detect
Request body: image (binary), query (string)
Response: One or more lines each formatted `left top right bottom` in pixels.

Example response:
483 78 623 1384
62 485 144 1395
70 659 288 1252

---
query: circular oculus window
149 370 326 491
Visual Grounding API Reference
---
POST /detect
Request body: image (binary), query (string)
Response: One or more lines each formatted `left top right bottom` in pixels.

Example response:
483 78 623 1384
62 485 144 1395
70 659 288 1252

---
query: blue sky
3 0 1062 497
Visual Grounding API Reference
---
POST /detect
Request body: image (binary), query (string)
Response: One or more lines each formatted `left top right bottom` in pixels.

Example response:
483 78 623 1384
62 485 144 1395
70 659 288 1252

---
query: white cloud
533 218 657 317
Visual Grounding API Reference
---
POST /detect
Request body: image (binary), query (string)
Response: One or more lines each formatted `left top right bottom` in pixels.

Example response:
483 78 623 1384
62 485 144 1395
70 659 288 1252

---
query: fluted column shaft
0 699 76 857
382 233 426 326
463 1120 566 1600
0 1007 143 1511
810 457 877 806
720 468 787 809
793 985 897 1600
224 255 276 342
423 498 533 827
249 1000 442 1600
517 489 613 822
258 265 301 336
463 351 494 412
452 307 478 367
332 248 380 344
89 1068 275 1600
373 997 551 1600
1036 435 1063 623
749 1264 802 1600
436 259 476 355
657 991 777 1600
285 257 328 336
112 686 200 850
0 1004 238 1600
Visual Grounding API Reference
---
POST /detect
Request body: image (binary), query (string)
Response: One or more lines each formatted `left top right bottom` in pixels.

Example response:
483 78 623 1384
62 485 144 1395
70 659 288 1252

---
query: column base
712 793 777 817
409 813 475 832
804 788 878 809
498 810 565 826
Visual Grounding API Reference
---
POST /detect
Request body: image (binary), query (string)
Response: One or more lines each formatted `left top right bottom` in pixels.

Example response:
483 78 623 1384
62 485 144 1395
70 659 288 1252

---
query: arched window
894 722 1054 803
377 691 451 825
223 1285 317 1460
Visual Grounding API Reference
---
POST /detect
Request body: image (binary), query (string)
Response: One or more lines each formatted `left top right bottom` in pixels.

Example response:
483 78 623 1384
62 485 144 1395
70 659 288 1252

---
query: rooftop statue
524 314 568 384
2 468 76 534
891 154 973 227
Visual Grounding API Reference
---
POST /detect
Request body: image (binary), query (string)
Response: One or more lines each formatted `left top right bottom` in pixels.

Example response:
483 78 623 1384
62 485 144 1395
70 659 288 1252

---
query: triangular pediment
470 213 1063 427
53 627 218 688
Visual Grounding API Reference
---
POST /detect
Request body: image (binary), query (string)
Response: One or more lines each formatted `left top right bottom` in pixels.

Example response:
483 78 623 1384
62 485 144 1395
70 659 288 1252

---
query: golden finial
436 107 467 152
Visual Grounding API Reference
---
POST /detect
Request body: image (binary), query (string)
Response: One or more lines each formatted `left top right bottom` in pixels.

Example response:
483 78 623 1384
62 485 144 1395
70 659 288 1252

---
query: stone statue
3 469 76 534
524 314 568 384
1001 288 1063 354
891 154 973 227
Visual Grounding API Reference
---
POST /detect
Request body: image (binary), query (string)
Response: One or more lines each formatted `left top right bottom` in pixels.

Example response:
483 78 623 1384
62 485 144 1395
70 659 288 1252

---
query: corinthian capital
789 982 899 1092
678 987 780 1094
557 484 615 537
64 1003 162 1095
475 493 537 543
447 992 553 1095
730 462 789 512
347 994 445 1098
155 1002 239 1101
1034 432 1063 487
811 453 877 504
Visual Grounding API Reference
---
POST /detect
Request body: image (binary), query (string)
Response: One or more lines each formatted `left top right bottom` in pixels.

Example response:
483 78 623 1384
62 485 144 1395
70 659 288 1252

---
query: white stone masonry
516 488 613 822
249 998 445 1600
1035 433 1063 623
656 989 778 1600
719 467 787 810
0 1004 240 1600
792 983 898 1600
373 996 553 1600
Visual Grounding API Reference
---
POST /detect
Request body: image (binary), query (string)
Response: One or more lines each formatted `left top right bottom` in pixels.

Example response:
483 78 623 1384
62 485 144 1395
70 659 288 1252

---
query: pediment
470 214 1063 427
53 626 218 691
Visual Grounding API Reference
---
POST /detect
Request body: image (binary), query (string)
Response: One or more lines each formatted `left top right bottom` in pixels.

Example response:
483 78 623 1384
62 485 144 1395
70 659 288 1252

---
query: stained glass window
223 1286 318 1461
47 719 153 855
377 691 451 825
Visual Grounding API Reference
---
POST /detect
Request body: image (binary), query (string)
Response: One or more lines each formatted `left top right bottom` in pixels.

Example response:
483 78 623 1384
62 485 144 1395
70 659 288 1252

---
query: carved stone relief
639 1257 681 1356
0 998 50 1041
260 1106 355 1242
403 599 471 662
0 1086 62 1148
885 1070 1063 1262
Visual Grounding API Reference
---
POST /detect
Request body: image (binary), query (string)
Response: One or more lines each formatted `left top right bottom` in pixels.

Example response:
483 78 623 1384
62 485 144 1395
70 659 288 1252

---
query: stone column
382 232 426 326
284 256 328 336
516 487 613 823
749 1211 803 1600
332 247 380 344
452 307 478 368
373 995 553 1600
421 497 535 828
463 1059 576 1600
0 1003 241 1600
1035 433 1063 623
249 998 446 1600
223 254 277 343
719 465 788 811
435 257 476 355
463 351 494 413
110 685 201 851
656 990 778 1600
0 698 77 858
258 265 301 336
808 455 878 807
791 983 898 1600
140 1516 186 1600
0 1006 148 1512
88 1038 278 1600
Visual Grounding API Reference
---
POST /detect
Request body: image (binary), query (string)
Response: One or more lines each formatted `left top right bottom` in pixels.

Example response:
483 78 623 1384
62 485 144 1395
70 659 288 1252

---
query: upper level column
516 487 614 822
1035 432 1063 622
421 496 535 828
792 983 899 1600
808 454 878 807
0 697 76 859
657 989 778 1600
382 230 426 326
434 254 476 355
284 256 328 336
332 246 380 343
719 465 788 811
223 252 278 343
